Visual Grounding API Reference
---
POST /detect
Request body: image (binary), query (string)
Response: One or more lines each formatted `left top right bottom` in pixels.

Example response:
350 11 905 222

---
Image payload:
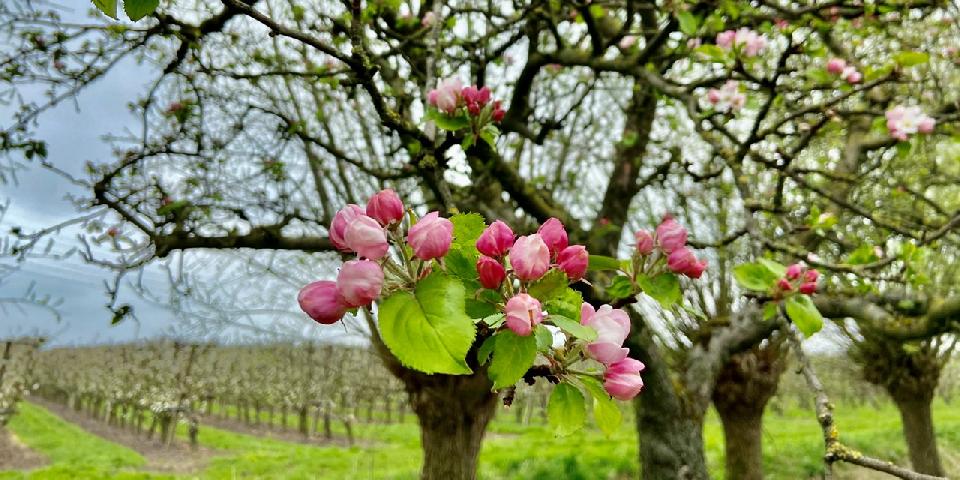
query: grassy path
2 400 959 479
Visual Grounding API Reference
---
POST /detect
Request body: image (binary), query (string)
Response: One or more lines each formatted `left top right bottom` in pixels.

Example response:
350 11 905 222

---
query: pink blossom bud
581 303 630 365
619 35 637 50
826 58 847 74
504 293 544 336
656 216 688 252
427 77 463 113
805 269 820 282
509 234 551 281
366 189 405 226
603 357 645 401
298 281 348 325
799 282 817 294
421 11 436 27
707 88 721 104
476 220 514 257
557 245 589 280
777 278 793 291
842 67 861 84
329 204 366 252
716 30 736 49
344 215 389 260
537 218 569 256
635 230 655 255
492 100 506 122
406 211 454 260
476 255 506 290
918 116 936 134
666 247 703 278
786 263 803 280
337 260 384 307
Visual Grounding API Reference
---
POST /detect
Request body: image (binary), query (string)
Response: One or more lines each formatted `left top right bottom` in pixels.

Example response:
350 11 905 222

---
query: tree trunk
894 397 945 476
716 406 764 480
406 372 498 480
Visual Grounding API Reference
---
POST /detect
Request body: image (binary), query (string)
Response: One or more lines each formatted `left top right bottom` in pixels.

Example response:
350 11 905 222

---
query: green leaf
465 298 498 319
846 244 880 265
637 273 681 308
488 331 538 389
549 315 597 342
606 275 634 300
445 247 478 280
543 287 584 321
378 273 476 374
548 383 586 436
426 108 470 131
450 213 486 251
695 44 726 61
461 133 476 151
578 375 622 436
733 263 780 291
477 335 496 365
758 258 787 278
528 269 568 301
157 199 190 216
588 255 621 272
785 295 824 337
92 0 118 19
534 325 554 351
479 125 499 147
894 51 929 67
762 302 778 321
123 0 159 20
676 11 700 36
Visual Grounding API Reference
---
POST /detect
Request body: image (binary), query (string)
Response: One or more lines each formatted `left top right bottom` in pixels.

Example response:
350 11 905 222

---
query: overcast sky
0 51 181 346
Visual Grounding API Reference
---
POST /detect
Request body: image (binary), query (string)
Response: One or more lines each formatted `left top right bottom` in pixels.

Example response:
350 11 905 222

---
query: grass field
3 399 959 479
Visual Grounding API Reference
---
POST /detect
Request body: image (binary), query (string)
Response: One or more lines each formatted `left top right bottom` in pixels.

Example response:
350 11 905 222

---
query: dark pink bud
805 269 820 282
634 230 654 255
298 281 348 325
557 245 589 280
366 188 405 226
656 217 688 253
476 220 514 257
537 218 568 257
777 278 793 291
476 255 506 289
786 263 803 280
799 282 817 294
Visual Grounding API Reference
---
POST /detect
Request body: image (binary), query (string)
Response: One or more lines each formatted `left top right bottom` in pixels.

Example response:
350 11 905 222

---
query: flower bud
805 269 820 283
603 357 645 401
504 293 543 336
329 204 365 252
344 215 389 260
337 260 384 307
298 281 347 325
786 263 803 280
476 255 506 290
656 216 688 253
666 247 696 274
557 245 589 280
634 229 654 255
509 234 551 281
537 218 568 256
427 77 462 113
366 189 404 226
619 35 637 50
421 11 436 27
826 58 847 74
799 282 817 294
581 303 630 365
777 278 793 291
476 220 514 257
406 211 454 260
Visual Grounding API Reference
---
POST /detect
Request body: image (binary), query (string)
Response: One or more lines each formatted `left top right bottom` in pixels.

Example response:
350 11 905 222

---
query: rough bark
894 397 945 476
716 405 764 480
406 372 498 480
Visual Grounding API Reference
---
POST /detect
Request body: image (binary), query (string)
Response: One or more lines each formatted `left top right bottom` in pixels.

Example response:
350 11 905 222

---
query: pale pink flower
509 234 551 281
337 260 384 307
604 357 645 400
344 215 390 260
581 303 630 365
329 204 366 252
406 211 453 260
504 293 544 336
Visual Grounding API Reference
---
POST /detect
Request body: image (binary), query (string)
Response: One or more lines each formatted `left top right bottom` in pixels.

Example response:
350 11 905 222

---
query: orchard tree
4 1 960 479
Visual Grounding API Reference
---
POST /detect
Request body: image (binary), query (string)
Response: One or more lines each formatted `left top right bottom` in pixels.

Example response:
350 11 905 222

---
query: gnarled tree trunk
893 395 944 476
711 340 785 480
405 371 498 480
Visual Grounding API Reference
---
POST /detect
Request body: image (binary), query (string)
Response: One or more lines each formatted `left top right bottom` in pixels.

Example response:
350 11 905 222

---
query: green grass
4 400 959 479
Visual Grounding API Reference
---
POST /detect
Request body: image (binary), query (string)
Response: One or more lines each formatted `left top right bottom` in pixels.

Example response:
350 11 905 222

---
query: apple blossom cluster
706 80 746 113
633 216 708 279
886 105 936 141
715 28 767 57
773 263 819 298
825 58 862 84
427 77 505 122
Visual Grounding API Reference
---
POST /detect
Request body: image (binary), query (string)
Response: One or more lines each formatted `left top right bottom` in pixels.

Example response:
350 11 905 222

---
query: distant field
2 398 958 479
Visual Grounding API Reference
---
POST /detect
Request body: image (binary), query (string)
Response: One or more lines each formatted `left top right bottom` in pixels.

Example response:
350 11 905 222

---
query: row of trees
3 0 960 479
